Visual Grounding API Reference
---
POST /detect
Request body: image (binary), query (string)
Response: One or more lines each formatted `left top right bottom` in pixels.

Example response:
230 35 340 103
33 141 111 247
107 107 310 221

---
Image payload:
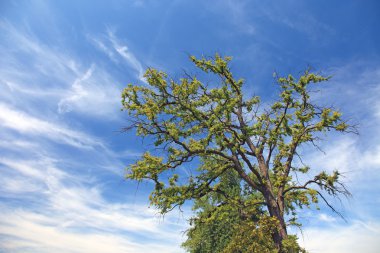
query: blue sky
0 0 379 252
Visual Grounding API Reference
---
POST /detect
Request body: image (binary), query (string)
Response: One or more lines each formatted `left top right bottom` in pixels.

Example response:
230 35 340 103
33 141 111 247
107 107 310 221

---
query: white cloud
0 103 101 149
0 20 79 83
303 137 358 175
300 220 380 253
0 209 184 253
88 36 118 63
116 149 143 158
109 34 144 77
89 29 147 83
57 64 122 118
318 213 337 223
1 6 378 253
301 65 380 178
58 65 95 113
0 21 125 119
0 151 187 253
0 158 47 181
362 146 380 168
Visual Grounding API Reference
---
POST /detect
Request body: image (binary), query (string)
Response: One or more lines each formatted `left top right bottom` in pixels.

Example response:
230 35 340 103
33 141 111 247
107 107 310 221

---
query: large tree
122 54 352 252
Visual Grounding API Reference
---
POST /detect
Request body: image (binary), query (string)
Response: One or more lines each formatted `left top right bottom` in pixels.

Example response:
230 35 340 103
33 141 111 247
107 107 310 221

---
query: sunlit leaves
122 54 352 252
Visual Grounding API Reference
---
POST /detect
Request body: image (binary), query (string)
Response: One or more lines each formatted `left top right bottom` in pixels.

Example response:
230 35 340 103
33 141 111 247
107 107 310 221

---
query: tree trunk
263 187 288 252
257 155 288 252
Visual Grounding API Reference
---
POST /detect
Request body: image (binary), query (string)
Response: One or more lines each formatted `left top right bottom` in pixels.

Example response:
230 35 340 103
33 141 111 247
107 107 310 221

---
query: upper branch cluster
122 54 352 222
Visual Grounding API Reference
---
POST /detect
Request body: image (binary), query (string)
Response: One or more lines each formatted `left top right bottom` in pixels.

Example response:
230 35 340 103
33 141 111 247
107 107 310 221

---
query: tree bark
256 154 287 251
263 187 288 252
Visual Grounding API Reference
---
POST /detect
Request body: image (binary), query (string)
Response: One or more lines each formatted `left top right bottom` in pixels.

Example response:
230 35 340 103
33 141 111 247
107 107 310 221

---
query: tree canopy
121 54 352 252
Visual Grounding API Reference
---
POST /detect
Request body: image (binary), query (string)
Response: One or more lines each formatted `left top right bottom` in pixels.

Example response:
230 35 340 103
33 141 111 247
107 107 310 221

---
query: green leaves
122 54 353 252
126 152 165 181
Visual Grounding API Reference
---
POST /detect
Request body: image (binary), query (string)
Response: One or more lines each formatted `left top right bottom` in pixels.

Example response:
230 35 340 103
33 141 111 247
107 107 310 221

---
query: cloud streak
89 29 147 83
300 220 380 253
0 103 101 149
0 142 186 252
0 17 185 253
0 208 184 253
57 64 122 118
0 20 125 120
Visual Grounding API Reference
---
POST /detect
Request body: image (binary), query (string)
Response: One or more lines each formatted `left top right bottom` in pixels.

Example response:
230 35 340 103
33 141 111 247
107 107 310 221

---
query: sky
0 0 379 252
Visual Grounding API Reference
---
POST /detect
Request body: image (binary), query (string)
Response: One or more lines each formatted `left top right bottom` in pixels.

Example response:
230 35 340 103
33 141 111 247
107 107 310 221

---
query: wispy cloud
88 29 147 83
58 65 95 113
108 30 146 82
57 64 122 118
0 154 186 253
2 2 378 252
304 63 380 174
0 103 101 149
88 36 119 63
0 207 185 253
318 213 337 223
300 220 380 253
0 16 186 252
0 20 124 119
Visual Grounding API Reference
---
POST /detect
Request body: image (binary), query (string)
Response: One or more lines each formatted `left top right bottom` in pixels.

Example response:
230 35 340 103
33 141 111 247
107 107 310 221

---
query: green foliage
182 171 246 253
122 54 353 252
182 173 304 253
223 216 279 253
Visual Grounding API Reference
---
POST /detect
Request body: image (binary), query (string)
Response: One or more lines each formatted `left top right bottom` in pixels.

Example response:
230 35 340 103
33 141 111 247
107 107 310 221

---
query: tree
182 170 246 253
182 170 305 253
121 54 352 252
